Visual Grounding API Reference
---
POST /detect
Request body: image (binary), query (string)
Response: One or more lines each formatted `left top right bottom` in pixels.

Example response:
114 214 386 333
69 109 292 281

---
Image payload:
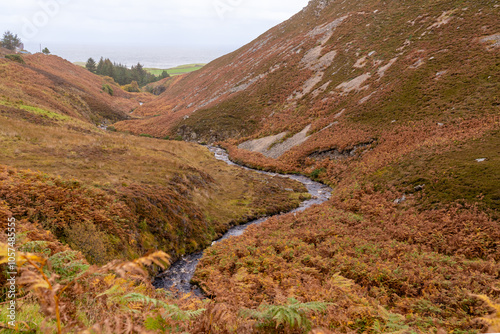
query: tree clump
87 57 169 87
1 31 21 50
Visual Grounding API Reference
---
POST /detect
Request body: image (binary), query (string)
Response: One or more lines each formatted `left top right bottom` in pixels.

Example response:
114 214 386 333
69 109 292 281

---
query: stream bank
153 146 333 295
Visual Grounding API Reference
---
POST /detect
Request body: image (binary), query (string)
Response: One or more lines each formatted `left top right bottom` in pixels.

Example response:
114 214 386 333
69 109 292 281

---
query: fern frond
97 284 135 311
160 303 206 321
82 315 151 334
122 292 205 321
475 294 500 313
473 294 500 332
194 302 232 333
17 270 51 290
240 308 267 320
19 240 51 255
100 251 170 282
49 250 90 281
123 292 161 307
273 297 330 313
242 298 331 330
372 306 409 334
144 315 168 332
100 284 123 297
133 251 170 269
330 272 355 291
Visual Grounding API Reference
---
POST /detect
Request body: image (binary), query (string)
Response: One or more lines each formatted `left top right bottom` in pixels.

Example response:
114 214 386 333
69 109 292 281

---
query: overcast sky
1 0 310 51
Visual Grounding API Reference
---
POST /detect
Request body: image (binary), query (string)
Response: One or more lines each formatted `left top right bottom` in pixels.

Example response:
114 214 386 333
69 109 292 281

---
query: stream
153 146 333 295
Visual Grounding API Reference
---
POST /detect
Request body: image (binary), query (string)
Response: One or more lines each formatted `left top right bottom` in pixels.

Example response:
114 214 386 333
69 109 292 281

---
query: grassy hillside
0 54 307 262
0 54 312 332
1 53 142 124
113 0 499 217
115 0 498 140
0 117 306 260
110 0 500 332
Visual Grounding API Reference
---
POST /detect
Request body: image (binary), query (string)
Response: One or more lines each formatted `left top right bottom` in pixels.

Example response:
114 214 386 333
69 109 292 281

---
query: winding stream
153 146 333 295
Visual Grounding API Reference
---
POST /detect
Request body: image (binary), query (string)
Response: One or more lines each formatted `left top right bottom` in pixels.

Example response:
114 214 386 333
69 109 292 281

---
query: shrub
310 168 326 179
5 54 24 64
123 81 141 93
0 242 173 333
101 84 114 96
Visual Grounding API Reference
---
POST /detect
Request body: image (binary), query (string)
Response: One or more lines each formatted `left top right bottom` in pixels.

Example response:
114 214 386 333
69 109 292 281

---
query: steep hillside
111 0 500 332
116 0 499 141
114 0 499 215
0 53 143 125
0 54 307 263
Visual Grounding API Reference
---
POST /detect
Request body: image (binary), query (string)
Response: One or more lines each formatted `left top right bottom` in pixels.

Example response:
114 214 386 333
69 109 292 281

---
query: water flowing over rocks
154 146 332 295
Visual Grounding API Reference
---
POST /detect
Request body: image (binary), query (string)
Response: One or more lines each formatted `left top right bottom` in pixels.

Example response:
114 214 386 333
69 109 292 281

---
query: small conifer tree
86 57 97 73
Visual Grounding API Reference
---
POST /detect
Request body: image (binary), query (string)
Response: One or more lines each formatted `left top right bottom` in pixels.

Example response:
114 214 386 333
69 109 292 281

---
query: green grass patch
311 167 326 180
145 64 205 77
0 100 70 121
288 192 312 201
0 301 56 332
19 105 70 121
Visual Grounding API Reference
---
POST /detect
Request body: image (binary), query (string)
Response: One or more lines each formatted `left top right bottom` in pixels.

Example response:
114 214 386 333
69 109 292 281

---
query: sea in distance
44 44 237 69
